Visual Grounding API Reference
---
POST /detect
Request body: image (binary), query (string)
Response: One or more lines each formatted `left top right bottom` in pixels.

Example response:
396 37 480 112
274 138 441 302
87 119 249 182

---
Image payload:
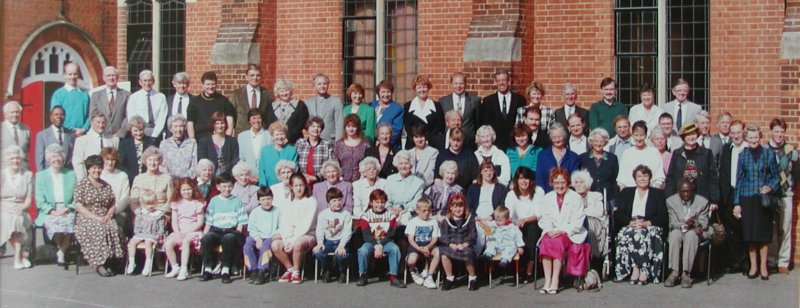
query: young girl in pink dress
164 177 206 280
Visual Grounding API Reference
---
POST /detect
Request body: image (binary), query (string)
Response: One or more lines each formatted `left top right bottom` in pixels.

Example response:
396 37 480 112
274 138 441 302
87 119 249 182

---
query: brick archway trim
6 20 107 98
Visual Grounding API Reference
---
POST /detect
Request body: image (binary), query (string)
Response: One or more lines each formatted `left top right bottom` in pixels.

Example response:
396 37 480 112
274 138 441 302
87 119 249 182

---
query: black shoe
468 279 478 291
760 275 769 281
95 267 113 277
389 278 406 288
441 279 454 291
356 274 368 286
248 271 258 284
339 273 347 284
323 270 332 283
200 271 214 281
254 270 268 285
221 273 232 284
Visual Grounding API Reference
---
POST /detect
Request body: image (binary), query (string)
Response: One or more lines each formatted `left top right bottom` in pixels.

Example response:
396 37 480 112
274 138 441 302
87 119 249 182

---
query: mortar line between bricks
1 288 114 308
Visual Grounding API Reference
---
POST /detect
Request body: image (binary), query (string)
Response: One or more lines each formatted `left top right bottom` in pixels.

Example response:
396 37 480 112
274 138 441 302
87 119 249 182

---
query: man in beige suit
664 179 710 288
1 101 31 169
72 112 120 180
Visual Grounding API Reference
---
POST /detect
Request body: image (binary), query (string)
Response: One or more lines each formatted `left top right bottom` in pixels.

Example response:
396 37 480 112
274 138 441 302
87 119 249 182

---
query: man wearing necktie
72 112 120 180
480 70 525 151
126 70 168 139
1 101 31 169
232 65 274 134
711 111 734 149
35 106 76 170
164 72 194 140
438 72 481 142
663 78 702 134
89 66 131 138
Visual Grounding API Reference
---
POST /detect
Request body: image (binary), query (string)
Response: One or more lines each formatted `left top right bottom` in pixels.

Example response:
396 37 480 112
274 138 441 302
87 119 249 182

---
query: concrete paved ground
1 256 797 308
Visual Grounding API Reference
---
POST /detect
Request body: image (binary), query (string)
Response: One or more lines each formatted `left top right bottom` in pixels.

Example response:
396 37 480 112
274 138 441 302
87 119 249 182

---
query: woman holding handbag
732 124 780 280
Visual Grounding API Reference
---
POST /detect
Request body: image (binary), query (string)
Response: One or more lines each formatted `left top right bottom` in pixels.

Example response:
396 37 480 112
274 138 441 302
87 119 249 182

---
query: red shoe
291 272 302 284
278 271 293 283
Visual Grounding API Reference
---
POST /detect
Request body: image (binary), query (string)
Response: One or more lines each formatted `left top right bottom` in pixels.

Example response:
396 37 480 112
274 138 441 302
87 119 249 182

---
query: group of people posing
1 64 796 293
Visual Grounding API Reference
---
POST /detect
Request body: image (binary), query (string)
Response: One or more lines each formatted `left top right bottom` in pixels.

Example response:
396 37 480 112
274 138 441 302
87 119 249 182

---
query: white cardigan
277 197 318 245
538 189 587 244
474 146 511 186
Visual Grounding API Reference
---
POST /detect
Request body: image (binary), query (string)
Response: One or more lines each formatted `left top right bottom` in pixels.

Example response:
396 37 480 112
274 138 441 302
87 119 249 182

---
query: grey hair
103 66 118 76
312 73 329 83
168 114 187 128
140 146 163 165
359 156 381 175
438 160 459 178
196 159 215 176
650 127 668 140
696 110 711 121
172 72 190 83
548 123 568 138
392 150 412 167
475 125 497 144
274 159 297 175
444 110 462 122
571 169 594 187
3 145 23 163
588 127 610 143
129 115 146 131
321 159 342 174
232 162 254 177
45 143 65 161
139 70 154 80
3 101 21 114
561 83 577 94
274 79 294 93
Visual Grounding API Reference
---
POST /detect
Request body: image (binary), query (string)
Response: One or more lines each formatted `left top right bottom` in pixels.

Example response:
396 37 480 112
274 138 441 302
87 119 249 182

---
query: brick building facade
1 0 799 263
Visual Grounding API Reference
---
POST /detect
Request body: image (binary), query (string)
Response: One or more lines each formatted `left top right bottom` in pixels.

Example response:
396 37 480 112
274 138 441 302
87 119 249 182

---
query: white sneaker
141 259 153 276
21 258 31 268
13 261 24 270
165 266 180 278
177 268 189 281
423 276 438 289
56 250 65 264
411 272 424 285
126 260 137 274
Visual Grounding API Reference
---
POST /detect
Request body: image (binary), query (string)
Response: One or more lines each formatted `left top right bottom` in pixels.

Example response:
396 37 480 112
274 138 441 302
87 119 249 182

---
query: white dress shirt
246 85 261 108
452 93 465 116
172 93 190 117
497 92 512 114
127 89 168 137
569 135 588 155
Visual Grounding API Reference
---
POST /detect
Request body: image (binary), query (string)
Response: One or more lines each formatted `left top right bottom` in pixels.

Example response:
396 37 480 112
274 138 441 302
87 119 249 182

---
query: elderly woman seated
384 150 425 220
613 165 668 285
130 146 174 213
664 178 710 288
571 169 608 272
424 160 463 221
312 160 355 213
537 167 590 294
35 144 78 266
2 145 33 269
352 157 386 218
270 159 297 209
231 162 260 214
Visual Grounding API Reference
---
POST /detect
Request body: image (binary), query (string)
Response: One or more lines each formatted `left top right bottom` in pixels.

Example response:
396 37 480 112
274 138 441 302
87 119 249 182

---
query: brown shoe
680 274 693 288
778 267 790 274
664 271 679 287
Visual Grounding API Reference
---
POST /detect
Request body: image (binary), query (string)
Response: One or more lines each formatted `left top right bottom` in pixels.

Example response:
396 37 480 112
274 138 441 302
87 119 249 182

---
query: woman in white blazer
537 167 590 295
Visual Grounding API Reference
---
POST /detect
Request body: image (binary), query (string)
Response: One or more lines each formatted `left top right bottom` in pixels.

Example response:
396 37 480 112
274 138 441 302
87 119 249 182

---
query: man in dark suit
89 66 130 139
522 106 551 148
35 106 74 170
231 65 274 134
438 72 480 140
554 83 589 135
717 121 747 272
480 70 525 150
164 72 194 140
430 110 475 152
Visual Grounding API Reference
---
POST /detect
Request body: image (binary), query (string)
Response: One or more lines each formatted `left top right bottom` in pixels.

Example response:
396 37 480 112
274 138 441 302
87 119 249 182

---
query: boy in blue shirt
243 187 280 285
200 173 247 284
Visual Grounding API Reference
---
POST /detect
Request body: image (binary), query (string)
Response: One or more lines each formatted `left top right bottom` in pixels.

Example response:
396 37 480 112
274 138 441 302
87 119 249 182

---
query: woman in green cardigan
343 83 376 144
35 144 77 266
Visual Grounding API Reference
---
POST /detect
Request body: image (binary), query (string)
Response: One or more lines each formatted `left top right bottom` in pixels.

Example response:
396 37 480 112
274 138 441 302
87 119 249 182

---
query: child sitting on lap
126 189 166 276
482 205 525 279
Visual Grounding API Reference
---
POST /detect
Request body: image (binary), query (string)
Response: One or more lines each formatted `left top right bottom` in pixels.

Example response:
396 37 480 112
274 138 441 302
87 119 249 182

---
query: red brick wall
710 1 784 129
1 0 116 97
530 0 615 110
257 0 278 95
185 0 222 95
417 0 472 99
275 0 342 99
781 0 800 267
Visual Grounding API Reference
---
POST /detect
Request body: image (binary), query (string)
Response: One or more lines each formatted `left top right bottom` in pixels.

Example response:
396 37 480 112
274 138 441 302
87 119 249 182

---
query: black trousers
201 227 244 269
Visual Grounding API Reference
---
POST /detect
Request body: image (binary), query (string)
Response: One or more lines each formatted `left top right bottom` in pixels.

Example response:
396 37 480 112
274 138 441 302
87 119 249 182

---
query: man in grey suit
662 78 702 133
554 83 589 135
305 73 342 143
1 101 31 169
438 72 480 140
711 111 733 146
89 66 130 138
35 105 74 170
695 110 723 160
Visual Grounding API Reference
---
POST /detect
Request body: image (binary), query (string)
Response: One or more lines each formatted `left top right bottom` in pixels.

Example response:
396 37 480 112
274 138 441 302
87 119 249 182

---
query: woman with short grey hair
270 159 297 209
312 159 355 212
195 159 216 200
267 79 309 144
35 144 78 266
160 114 198 178
424 160 463 221
130 146 173 213
352 157 385 217
1 145 33 269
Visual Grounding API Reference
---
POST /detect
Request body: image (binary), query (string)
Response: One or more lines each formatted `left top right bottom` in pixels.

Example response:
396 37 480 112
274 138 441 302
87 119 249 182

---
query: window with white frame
126 0 185 96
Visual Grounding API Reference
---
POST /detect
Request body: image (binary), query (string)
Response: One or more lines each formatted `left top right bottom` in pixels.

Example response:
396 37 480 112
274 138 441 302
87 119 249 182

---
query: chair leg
516 258 520 288
314 257 319 283
488 261 494 289
533 247 539 289
707 243 713 286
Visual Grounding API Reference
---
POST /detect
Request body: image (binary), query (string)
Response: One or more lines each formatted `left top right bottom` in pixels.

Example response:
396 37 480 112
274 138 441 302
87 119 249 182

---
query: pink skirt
538 233 591 276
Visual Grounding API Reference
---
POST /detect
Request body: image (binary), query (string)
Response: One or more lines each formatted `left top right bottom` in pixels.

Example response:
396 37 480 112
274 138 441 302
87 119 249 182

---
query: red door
20 81 44 219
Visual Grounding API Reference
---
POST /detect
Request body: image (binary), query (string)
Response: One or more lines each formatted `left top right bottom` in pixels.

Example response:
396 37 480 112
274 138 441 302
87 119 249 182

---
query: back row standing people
89 65 130 139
